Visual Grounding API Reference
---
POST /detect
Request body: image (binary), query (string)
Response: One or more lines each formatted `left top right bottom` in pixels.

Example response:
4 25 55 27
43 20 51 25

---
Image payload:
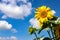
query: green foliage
28 14 60 40
33 37 40 40
43 37 51 40
33 36 44 40
28 27 37 35
49 16 58 21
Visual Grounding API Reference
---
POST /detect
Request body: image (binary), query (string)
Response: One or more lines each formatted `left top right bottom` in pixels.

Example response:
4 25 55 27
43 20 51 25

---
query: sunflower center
41 11 47 18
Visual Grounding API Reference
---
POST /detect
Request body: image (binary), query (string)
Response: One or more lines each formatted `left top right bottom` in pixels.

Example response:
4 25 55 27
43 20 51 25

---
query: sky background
0 0 60 40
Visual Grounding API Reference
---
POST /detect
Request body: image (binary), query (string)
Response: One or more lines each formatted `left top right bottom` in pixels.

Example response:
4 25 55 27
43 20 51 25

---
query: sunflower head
35 5 53 27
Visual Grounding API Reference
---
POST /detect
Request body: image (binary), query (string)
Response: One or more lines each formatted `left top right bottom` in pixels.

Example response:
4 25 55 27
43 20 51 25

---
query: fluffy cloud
0 36 17 40
11 28 18 33
29 18 40 29
0 20 12 30
52 10 56 15
0 0 32 19
2 0 27 3
1 15 7 19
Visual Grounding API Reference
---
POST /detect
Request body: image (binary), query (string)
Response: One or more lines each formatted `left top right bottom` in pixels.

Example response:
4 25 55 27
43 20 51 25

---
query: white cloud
17 0 28 3
11 28 18 33
0 36 17 40
52 10 56 15
1 15 7 19
29 18 40 29
0 0 32 19
0 20 12 30
2 0 27 3
10 36 17 40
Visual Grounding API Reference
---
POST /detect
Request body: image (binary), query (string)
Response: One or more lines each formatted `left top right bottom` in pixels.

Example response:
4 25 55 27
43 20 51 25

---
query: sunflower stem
54 30 57 40
47 30 51 39
50 27 55 40
34 32 38 40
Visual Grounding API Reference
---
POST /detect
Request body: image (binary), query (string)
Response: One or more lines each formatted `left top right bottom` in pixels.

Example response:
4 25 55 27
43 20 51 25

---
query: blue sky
0 0 60 40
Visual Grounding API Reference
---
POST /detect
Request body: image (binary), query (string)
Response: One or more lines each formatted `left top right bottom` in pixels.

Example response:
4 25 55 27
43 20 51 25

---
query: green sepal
28 27 37 35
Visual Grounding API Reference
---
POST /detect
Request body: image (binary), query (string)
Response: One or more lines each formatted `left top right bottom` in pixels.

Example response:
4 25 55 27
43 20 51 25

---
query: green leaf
49 16 58 21
43 37 51 40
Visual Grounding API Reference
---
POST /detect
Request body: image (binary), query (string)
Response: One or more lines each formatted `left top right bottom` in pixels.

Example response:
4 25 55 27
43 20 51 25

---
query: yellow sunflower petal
47 11 53 19
39 22 43 28
40 6 46 10
47 7 50 11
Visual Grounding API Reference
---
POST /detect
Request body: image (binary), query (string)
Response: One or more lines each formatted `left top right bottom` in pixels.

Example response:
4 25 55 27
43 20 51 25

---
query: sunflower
35 6 53 27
